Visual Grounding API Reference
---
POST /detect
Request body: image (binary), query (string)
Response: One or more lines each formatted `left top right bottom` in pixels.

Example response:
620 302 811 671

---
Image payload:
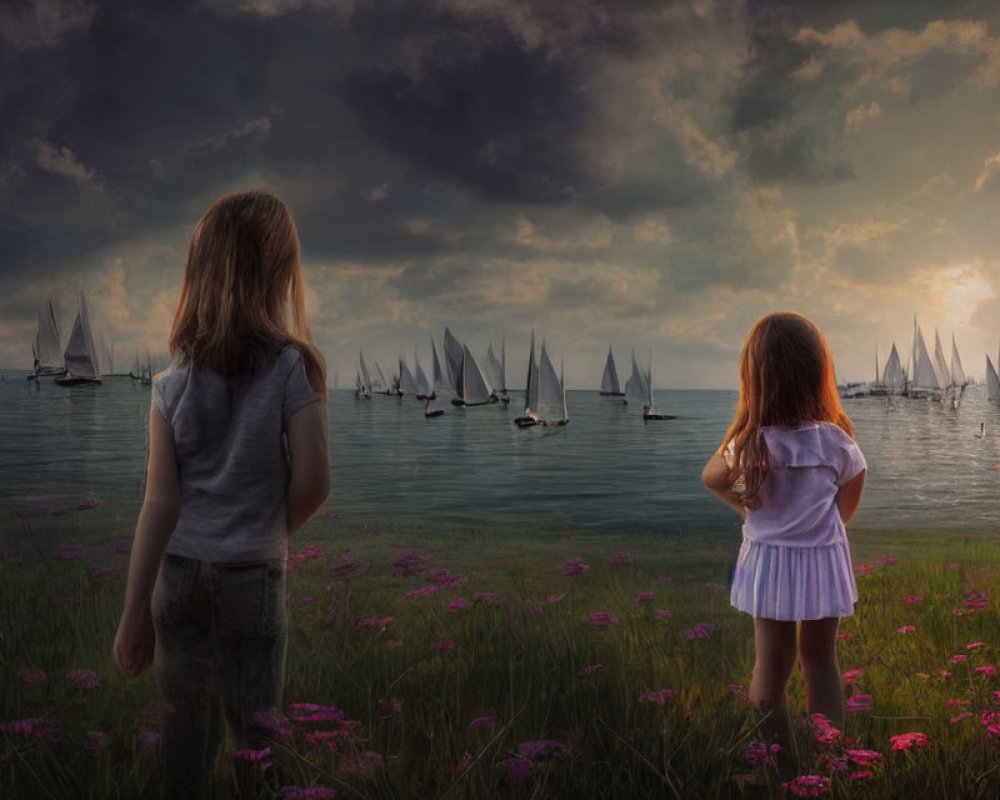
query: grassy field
3 507 1000 798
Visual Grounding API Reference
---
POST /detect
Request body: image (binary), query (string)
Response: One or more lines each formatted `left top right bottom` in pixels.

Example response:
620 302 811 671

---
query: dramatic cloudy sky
3 0 1000 388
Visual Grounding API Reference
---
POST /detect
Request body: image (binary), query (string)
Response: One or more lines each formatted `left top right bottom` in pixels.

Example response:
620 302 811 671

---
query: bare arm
112 404 181 678
836 469 866 524
701 453 747 519
286 400 330 535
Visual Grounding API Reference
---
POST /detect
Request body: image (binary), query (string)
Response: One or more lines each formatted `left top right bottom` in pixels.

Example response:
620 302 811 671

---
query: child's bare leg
798 617 844 729
750 618 797 743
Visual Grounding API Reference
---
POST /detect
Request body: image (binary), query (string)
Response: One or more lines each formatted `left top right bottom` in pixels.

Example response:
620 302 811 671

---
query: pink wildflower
844 748 883 766
950 712 975 724
546 593 565 604
856 563 876 576
966 641 988 650
680 623 713 639
895 625 916 634
449 597 468 611
66 669 100 689
851 770 874 780
744 740 779 767
376 697 403 720
562 557 589 577
393 548 431 576
939 670 953 679
810 714 841 746
902 594 924 604
982 710 1000 737
655 609 673 619
474 591 502 605
18 669 46 684
947 699 971 707
357 616 395 633
836 632 854 640
578 664 603 677
846 694 872 713
639 689 677 706
233 746 272 768
949 654 968 664
781 774 830 796
889 732 928 750
403 585 438 599
880 554 898 566
636 591 655 603
589 612 618 628
728 684 746 694
842 668 863 685
976 665 997 677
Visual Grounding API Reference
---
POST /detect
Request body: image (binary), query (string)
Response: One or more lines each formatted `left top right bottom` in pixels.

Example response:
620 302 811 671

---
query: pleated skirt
729 537 858 621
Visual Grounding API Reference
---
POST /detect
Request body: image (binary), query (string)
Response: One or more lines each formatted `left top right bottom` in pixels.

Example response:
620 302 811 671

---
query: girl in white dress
702 311 866 743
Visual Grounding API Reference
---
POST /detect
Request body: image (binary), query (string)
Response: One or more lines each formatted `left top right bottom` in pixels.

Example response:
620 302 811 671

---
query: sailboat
624 350 647 408
642 354 674 421
599 346 625 397
453 344 494 406
987 348 1000 404
483 340 509 405
949 333 968 409
55 292 101 386
425 337 452 417
397 355 419 397
908 319 945 400
413 348 431 400
28 299 66 380
514 331 540 427
536 342 568 426
879 342 907 395
355 351 372 399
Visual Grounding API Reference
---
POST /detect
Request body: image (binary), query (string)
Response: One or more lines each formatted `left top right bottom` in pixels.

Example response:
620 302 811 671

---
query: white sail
457 345 493 405
425 338 452 415
932 329 950 390
881 342 906 394
413 348 431 397
536 341 565 423
357 351 372 398
443 327 464 391
35 300 63 373
910 325 942 394
523 331 538 414
398 356 418 395
62 292 100 380
624 351 648 405
950 334 967 388
599 346 622 395
987 355 1000 403
483 344 503 396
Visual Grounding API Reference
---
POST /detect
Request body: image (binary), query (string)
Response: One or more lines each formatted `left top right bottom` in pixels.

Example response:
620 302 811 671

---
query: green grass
3 510 1000 798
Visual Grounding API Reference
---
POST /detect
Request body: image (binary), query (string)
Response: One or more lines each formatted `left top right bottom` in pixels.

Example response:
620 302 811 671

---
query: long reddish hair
722 311 853 507
168 190 325 398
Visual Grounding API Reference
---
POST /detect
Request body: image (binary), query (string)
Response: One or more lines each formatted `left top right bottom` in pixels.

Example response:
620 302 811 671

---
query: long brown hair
168 190 326 398
722 311 853 507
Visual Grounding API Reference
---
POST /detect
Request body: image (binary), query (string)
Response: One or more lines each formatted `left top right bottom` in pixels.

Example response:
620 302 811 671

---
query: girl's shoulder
762 422 862 472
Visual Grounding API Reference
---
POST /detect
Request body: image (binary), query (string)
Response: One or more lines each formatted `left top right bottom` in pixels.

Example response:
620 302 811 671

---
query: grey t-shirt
153 345 322 562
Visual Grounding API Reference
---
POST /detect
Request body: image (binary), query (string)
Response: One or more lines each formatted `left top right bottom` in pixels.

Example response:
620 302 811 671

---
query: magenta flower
982 710 1000 737
639 689 677 706
357 616 395 633
947 699 971 707
519 739 570 761
851 770 874 780
289 703 344 723
609 552 631 566
66 669 100 689
949 654 968 664
496 757 532 783
589 612 618 628
393 548 431 575
449 597 468 612
842 668 863 685
844 748 883 766
950 712 975 724
403 585 438 599
636 591 655 603
728 684 746 694
855 563 876 576
474 592 502 605
939 670 953 679
880 553 898 566
836 632 854 640
846 694 872 713
889 732 928 750
967 641 988 650
781 775 830 796
18 669 46 684
680 623 713 639
655 609 673 619
234 746 272 766
895 625 916 634
744 740 779 767
376 697 404 720
901 594 924 604
562 557 589 577
428 568 458 586
976 665 997 677
964 590 988 609
810 714 841 746
578 664 603 677
546 593 565 604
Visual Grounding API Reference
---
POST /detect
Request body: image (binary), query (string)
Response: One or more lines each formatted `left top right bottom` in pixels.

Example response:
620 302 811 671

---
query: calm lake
2 372 999 536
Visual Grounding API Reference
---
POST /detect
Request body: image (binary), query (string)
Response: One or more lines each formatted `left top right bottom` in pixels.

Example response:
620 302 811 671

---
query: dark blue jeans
152 553 287 798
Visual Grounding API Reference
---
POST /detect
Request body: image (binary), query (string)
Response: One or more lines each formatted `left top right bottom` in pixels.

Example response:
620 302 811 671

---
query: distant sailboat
880 342 907 395
987 353 1000 403
29 299 66 380
425 337 452 417
536 342 568 426
413 348 431 400
398 355 418 397
514 330 540 427
949 333 968 409
642 354 674 421
483 340 509 405
624 350 647 408
356 351 372 399
454 344 494 406
908 319 945 400
599 346 624 397
55 292 101 386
